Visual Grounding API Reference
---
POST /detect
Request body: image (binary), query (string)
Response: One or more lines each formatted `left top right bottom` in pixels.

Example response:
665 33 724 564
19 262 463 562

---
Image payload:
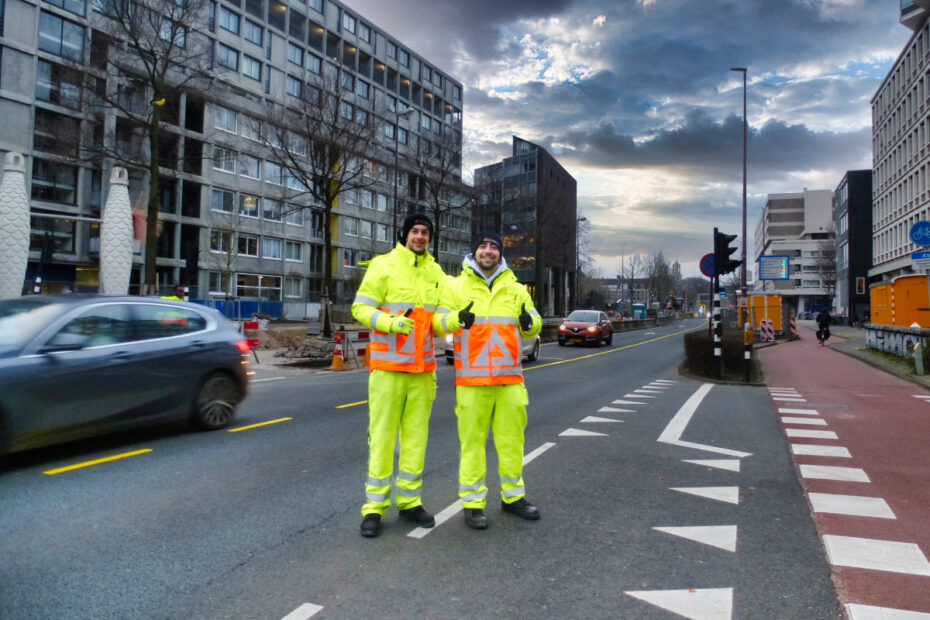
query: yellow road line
336 400 367 409
527 322 707 371
228 417 292 432
43 449 153 475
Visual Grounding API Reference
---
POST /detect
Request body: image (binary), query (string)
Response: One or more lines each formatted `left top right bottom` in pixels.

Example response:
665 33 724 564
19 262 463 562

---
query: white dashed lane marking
778 407 820 415
799 464 871 482
808 493 896 519
823 535 930 576
784 429 838 439
790 444 851 458
846 603 930 619
780 416 827 426
280 602 324 619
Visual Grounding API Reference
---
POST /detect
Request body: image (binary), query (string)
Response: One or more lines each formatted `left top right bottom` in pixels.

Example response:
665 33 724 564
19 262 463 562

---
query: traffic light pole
712 274 722 379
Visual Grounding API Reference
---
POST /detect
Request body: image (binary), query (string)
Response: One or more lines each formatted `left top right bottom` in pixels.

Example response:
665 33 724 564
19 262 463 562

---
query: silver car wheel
195 373 239 429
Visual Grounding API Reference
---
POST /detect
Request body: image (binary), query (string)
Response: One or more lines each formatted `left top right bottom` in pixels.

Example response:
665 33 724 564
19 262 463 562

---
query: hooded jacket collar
394 241 434 267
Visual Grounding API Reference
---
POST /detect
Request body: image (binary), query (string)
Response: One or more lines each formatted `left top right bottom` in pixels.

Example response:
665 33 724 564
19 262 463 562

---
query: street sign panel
699 253 715 277
758 255 790 280
911 250 930 270
909 221 930 246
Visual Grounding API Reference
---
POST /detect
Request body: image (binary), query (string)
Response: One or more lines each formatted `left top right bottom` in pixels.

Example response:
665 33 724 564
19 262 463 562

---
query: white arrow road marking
846 603 930 619
653 525 738 552
670 486 740 504
823 535 930 575
682 459 741 472
657 383 752 458
408 442 556 539
581 416 623 423
559 428 608 437
808 493 896 519
598 406 635 413
624 588 733 620
281 603 324 619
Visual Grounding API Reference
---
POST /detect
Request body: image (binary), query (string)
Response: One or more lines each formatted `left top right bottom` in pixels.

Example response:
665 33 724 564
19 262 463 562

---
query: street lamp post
730 67 748 323
575 216 587 310
391 108 414 243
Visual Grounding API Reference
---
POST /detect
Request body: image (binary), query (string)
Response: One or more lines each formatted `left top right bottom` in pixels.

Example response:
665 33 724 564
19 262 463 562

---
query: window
238 234 258 256
287 42 303 66
262 237 282 258
398 127 408 145
264 199 282 221
238 154 260 179
30 215 75 254
242 55 261 80
286 207 303 226
306 53 322 74
239 194 260 218
284 277 302 298
308 244 323 271
288 131 306 155
357 80 369 99
31 159 78 204
359 220 372 239
209 271 230 295
237 273 281 301
46 0 85 17
399 49 409 67
159 19 186 48
376 223 389 241
134 304 206 338
342 13 356 34
210 230 231 252
310 210 324 237
344 217 359 236
244 20 262 45
264 161 283 185
241 115 261 141
422 65 431 82
216 42 239 70
339 101 353 120
376 193 389 212
359 189 373 209
34 109 79 156
355 109 368 125
358 23 370 42
245 0 262 19
342 248 360 267
286 75 302 98
38 11 84 61
433 72 442 88
307 0 321 12
36 60 82 108
285 240 302 261
268 0 285 31
453 84 461 100
219 6 240 34
211 189 234 213
214 105 237 133
386 41 397 59
213 146 236 173
340 72 354 91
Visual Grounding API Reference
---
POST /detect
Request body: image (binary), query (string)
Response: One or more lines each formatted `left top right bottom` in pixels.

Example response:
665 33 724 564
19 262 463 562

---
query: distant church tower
672 260 681 279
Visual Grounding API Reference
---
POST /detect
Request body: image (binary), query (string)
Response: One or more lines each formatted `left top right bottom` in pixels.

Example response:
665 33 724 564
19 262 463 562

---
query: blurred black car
0 295 250 455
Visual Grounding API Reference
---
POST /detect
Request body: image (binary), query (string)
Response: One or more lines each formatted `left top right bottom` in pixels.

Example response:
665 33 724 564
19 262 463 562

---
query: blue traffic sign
910 221 930 246
699 253 715 277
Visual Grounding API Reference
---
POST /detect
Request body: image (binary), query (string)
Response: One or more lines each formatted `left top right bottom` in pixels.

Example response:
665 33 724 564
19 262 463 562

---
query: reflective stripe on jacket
351 242 454 373
449 262 542 387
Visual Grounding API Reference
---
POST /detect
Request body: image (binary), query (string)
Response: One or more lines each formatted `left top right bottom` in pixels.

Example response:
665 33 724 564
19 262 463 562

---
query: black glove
458 301 475 330
519 303 532 331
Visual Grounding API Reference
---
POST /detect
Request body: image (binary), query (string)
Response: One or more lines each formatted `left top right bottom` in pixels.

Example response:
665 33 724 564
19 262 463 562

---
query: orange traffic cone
328 333 347 371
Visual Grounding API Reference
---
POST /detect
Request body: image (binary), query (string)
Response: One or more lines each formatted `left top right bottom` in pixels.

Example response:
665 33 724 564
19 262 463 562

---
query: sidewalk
796 319 930 390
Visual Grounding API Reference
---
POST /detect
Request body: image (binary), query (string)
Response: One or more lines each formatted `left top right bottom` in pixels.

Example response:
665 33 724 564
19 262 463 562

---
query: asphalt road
0 318 842 619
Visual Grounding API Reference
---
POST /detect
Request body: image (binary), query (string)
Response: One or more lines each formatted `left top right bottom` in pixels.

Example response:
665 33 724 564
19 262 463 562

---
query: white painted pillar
99 167 133 295
0 153 31 299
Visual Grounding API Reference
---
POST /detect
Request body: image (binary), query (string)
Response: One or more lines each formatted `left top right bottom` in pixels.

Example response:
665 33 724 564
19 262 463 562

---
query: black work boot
360 513 382 537
501 498 540 520
398 505 435 528
464 508 488 529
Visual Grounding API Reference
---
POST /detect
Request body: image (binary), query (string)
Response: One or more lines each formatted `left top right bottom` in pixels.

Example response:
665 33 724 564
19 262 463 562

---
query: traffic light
713 227 742 276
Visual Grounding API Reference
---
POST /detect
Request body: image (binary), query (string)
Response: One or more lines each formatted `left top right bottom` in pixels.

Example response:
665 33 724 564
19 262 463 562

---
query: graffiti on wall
865 327 923 357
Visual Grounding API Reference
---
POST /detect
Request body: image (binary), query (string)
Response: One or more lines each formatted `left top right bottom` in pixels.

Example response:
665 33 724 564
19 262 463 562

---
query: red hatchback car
558 310 613 346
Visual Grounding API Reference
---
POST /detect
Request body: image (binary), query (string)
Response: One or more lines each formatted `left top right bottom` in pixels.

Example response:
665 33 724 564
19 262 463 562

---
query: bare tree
644 250 674 306
84 0 214 292
405 130 472 258
260 75 381 337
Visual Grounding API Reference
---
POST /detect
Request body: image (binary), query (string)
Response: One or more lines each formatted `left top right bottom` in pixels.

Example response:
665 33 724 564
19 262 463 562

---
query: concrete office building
870 1 930 283
833 170 873 321
753 189 836 315
0 0 466 317
473 136 577 316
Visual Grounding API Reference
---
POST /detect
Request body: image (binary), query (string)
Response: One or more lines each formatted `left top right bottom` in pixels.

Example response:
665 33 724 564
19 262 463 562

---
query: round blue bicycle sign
910 221 930 246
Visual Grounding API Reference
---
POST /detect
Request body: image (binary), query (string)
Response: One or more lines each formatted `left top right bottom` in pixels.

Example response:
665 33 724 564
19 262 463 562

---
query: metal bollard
743 322 754 383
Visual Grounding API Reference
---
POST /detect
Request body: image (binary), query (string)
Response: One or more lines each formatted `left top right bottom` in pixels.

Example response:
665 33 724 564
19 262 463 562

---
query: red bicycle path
756 326 930 615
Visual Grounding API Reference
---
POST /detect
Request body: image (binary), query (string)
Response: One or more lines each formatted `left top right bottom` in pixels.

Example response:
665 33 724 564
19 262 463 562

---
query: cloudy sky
346 0 911 278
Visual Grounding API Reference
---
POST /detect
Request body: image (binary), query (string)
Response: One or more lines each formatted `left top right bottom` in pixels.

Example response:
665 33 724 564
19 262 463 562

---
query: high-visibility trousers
363 369 437 516
455 383 528 509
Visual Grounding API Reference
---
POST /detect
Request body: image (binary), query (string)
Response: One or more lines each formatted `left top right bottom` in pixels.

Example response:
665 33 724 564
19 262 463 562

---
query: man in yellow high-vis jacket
351 213 461 538
448 231 543 529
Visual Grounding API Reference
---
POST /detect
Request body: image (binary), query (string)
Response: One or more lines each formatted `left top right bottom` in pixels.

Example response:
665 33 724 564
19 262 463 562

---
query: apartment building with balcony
0 0 467 317
753 189 836 314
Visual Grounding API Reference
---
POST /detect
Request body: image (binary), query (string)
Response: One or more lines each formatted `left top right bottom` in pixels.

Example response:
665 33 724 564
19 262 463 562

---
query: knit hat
471 231 503 255
400 212 433 243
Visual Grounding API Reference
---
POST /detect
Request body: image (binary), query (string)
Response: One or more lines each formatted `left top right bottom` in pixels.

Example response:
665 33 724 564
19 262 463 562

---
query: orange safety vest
369 304 437 373
453 316 523 386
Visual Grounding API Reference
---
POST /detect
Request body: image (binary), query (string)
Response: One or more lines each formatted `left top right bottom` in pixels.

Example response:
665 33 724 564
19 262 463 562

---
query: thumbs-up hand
458 301 475 330
390 308 413 334
519 303 532 331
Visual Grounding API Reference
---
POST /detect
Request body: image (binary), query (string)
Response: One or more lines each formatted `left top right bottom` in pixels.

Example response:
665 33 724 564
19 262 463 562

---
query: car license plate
571 338 583 343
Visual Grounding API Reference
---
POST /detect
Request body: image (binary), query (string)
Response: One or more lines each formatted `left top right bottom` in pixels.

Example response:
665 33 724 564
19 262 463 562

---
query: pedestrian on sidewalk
446 232 543 530
816 309 831 345
350 213 459 538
